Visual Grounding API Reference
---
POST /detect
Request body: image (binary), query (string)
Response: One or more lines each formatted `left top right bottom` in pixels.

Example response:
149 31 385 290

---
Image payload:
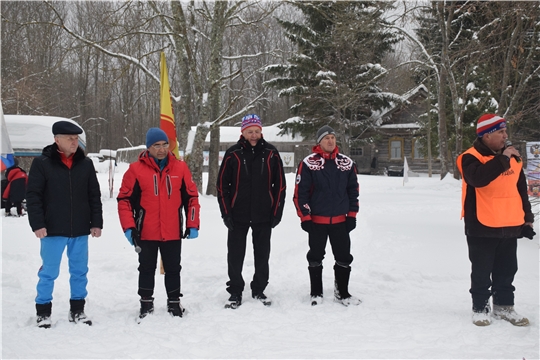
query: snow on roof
379 123 421 129
370 84 428 125
4 115 86 154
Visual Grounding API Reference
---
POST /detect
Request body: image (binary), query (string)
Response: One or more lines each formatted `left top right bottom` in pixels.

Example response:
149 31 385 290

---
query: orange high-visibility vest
457 147 524 227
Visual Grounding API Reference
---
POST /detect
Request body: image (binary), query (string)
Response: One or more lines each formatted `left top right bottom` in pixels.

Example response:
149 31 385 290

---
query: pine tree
265 1 401 152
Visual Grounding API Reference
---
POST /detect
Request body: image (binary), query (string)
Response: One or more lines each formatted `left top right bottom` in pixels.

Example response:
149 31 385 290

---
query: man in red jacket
117 128 200 320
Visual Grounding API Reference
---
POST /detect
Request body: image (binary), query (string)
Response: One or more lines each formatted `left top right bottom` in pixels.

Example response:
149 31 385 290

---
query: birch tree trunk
169 0 194 154
435 1 449 180
206 1 228 196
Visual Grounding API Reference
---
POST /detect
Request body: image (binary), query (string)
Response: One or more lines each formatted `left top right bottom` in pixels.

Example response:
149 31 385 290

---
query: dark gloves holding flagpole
124 227 141 253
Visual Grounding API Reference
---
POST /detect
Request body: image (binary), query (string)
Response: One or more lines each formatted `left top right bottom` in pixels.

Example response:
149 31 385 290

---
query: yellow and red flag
160 52 180 159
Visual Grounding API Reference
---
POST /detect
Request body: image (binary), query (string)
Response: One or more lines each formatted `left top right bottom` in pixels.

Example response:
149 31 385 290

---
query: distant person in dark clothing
293 125 361 307
2 159 28 216
457 113 535 327
217 114 286 309
26 121 103 329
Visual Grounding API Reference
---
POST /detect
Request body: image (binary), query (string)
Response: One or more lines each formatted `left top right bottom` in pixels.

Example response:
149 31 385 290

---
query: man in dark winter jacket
457 113 535 327
293 125 360 307
26 121 103 329
2 159 28 216
117 127 200 320
217 114 286 309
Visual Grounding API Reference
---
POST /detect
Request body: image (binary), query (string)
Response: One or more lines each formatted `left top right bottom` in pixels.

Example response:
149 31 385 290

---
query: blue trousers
35 236 89 304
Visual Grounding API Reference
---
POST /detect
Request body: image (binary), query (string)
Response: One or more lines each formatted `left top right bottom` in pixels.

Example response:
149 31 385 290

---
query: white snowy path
1 164 538 359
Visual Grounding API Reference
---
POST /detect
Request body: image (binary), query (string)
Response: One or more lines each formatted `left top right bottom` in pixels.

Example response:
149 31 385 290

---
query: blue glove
124 228 135 245
186 228 198 239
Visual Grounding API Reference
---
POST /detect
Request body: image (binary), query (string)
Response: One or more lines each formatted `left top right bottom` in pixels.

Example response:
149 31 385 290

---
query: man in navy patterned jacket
293 125 360 307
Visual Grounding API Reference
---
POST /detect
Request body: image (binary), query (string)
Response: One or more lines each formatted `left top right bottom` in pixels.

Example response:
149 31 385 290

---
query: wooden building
350 85 441 176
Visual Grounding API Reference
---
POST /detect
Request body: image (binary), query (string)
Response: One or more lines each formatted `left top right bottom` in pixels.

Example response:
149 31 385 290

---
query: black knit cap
52 121 83 135
316 125 335 143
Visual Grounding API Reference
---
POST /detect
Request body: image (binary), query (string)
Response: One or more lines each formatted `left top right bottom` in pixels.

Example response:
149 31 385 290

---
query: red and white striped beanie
476 114 506 137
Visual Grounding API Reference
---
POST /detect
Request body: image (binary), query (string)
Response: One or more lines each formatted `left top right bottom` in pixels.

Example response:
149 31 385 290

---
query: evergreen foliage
265 1 401 147
412 1 540 154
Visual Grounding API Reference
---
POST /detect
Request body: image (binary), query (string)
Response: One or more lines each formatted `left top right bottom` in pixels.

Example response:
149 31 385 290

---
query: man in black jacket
217 114 286 309
293 125 360 307
27 121 103 328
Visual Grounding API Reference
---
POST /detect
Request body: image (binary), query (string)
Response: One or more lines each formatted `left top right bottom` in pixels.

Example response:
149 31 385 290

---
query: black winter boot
69 299 92 325
308 265 323 305
167 298 185 317
334 264 361 306
139 297 154 319
36 302 52 329
225 293 242 309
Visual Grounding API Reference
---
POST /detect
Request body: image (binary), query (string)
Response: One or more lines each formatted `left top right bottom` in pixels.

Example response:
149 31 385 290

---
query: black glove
519 225 536 240
345 217 356 232
130 227 140 245
271 217 281 229
301 220 313 233
223 217 234 231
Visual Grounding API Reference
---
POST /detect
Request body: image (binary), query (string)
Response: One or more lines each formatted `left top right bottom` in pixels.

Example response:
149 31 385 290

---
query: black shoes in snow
137 297 185 323
36 300 92 328
68 299 92 326
252 292 272 307
138 297 154 321
36 315 52 329
69 310 93 326
308 263 362 307
167 298 185 317
36 303 52 329
224 293 242 309
333 264 361 306
224 292 272 309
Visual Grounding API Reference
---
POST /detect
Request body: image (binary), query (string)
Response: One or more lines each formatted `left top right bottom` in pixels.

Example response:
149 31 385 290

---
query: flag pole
160 51 180 159
158 52 180 274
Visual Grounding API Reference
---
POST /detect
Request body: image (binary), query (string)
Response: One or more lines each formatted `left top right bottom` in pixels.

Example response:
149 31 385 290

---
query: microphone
505 140 522 163
133 237 142 253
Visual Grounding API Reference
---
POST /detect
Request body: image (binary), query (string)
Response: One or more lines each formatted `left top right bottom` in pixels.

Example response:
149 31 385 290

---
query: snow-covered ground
2 163 538 359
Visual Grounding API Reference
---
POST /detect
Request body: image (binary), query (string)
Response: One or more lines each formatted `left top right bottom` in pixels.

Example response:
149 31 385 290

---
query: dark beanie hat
52 121 83 135
146 127 169 148
316 125 335 143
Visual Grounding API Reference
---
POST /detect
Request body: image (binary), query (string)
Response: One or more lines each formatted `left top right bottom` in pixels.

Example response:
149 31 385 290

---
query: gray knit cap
316 125 335 143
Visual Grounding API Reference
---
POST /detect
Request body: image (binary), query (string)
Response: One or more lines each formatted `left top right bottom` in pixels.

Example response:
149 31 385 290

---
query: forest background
1 1 539 195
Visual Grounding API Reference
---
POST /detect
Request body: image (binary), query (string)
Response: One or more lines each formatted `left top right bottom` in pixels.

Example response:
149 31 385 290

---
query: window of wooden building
413 138 424 159
389 137 403 160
